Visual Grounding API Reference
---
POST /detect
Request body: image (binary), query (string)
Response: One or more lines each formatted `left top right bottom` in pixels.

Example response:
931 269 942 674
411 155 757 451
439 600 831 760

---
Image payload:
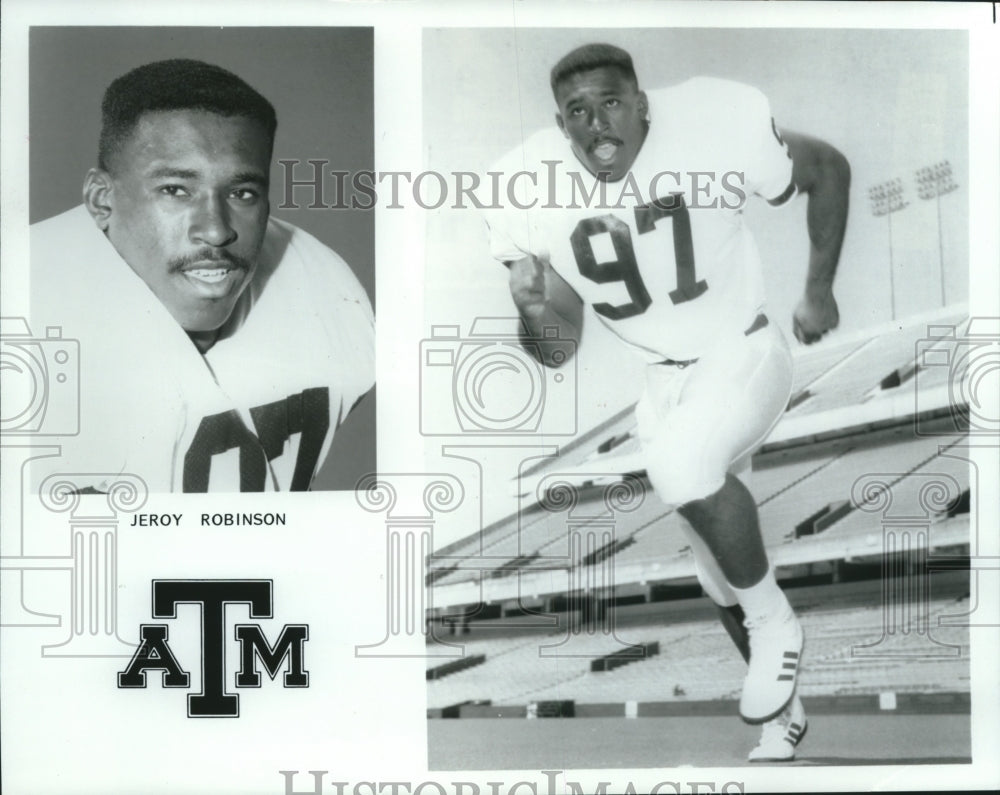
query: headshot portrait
25 27 375 492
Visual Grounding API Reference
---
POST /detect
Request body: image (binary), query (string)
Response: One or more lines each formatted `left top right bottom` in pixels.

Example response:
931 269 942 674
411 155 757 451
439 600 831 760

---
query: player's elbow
822 145 851 191
807 139 850 195
524 300 583 369
788 132 850 196
539 342 577 369
520 331 578 369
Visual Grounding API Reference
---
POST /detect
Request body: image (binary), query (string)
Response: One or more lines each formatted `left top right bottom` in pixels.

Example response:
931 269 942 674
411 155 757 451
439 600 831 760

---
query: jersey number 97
571 193 707 320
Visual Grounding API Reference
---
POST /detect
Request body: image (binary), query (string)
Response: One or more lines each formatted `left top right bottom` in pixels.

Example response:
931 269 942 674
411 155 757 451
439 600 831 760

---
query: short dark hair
98 59 278 172
550 43 638 97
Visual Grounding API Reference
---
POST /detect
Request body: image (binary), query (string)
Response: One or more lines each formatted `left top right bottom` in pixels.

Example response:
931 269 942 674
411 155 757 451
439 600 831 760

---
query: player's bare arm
507 252 584 367
781 130 851 345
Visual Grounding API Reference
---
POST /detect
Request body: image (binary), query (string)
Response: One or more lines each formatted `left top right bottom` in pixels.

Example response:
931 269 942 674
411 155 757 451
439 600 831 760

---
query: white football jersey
486 77 795 361
30 206 374 492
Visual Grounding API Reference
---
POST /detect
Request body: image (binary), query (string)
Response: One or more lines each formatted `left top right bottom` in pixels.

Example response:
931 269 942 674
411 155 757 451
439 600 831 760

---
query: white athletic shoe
739 603 804 722
747 695 807 762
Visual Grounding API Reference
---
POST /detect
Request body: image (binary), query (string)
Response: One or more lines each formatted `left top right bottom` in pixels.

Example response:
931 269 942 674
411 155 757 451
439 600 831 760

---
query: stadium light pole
915 160 958 307
868 178 908 321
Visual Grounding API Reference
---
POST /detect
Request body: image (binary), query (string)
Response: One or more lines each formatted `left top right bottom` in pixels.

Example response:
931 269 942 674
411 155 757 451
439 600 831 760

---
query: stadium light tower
915 161 958 307
868 178 908 321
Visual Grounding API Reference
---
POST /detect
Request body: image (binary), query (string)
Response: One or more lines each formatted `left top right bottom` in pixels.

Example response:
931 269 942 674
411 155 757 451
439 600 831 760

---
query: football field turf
428 713 971 770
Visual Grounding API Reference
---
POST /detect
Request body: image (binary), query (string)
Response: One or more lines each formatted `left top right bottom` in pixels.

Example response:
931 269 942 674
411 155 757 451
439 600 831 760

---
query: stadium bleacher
426 307 977 714
427 589 970 709
427 426 970 607
784 309 967 416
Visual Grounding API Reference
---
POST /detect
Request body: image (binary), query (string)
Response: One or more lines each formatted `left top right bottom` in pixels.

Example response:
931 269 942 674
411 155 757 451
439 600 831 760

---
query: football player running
486 43 848 761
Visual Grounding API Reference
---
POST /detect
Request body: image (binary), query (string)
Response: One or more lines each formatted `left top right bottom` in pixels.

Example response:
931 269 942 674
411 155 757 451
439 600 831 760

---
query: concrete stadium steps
823 449 970 543
427 309 973 601
605 517 688 570
531 626 746 704
427 434 970 603
425 634 531 669
744 452 841 504
788 337 872 397
801 657 971 697
427 506 562 587
583 430 641 463
797 599 970 676
429 502 569 566
526 407 638 474
537 431 965 578
519 507 673 572
427 597 970 708
517 493 669 566
425 568 466 588
755 434 956 547
785 310 967 417
431 439 886 587
432 485 681 587
502 309 969 490
432 535 489 565
427 630 654 709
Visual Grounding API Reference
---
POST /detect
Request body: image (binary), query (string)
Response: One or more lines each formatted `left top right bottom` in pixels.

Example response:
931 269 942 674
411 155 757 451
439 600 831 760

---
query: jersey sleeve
480 144 536 265
741 86 797 207
483 206 531 265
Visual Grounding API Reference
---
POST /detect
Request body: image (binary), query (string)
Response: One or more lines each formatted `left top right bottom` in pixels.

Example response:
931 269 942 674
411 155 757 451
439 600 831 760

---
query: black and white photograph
20 26 375 492
1 2 997 794
421 24 994 775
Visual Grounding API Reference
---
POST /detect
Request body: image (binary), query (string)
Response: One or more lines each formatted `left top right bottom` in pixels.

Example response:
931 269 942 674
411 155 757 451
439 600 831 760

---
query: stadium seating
427 596 970 708
784 309 966 416
429 429 970 596
426 308 975 712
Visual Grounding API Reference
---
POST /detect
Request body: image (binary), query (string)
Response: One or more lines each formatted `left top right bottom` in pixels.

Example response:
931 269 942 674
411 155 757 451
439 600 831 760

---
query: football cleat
748 694 808 762
739 602 804 722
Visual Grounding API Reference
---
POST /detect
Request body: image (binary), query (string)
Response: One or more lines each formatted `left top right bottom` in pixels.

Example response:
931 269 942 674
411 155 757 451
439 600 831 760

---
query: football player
31 60 374 492
486 43 848 761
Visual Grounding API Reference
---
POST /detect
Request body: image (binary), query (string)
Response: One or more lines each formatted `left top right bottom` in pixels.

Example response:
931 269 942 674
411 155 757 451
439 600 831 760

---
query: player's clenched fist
508 252 550 320
793 289 839 345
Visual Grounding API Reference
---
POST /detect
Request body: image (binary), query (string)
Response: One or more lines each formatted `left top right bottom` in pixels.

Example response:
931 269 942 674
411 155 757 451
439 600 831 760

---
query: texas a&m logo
118 580 308 717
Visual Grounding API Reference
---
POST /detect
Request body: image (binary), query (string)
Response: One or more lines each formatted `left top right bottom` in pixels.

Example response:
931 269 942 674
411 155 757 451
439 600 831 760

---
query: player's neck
187 329 219 354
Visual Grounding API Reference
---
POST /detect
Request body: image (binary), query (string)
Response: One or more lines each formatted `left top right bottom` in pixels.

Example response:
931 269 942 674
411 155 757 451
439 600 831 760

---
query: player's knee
646 455 725 507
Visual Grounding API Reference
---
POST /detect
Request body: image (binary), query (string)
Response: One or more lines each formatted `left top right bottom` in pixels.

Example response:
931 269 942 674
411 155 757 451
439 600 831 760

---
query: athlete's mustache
589 136 624 152
168 250 253 273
